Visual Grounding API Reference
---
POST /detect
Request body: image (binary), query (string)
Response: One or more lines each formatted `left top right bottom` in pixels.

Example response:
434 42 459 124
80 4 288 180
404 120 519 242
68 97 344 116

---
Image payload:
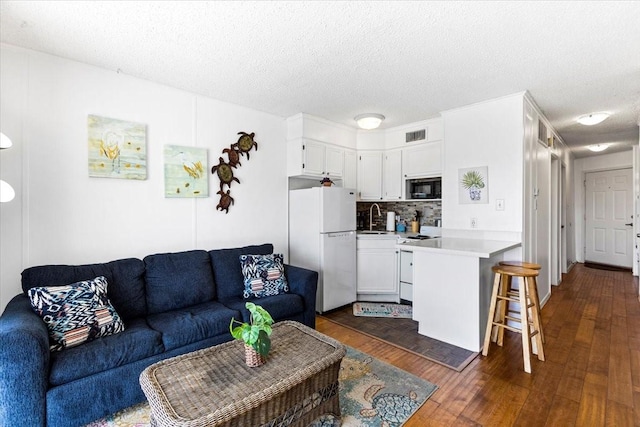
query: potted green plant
229 302 274 367
461 170 485 201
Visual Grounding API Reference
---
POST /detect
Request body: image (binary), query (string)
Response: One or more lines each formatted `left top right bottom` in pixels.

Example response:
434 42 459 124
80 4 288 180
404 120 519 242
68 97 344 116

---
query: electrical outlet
471 218 478 228
496 199 505 211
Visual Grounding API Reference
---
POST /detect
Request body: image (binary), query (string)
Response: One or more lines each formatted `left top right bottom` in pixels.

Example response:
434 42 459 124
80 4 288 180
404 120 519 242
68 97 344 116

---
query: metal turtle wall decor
211 131 258 213
233 132 258 159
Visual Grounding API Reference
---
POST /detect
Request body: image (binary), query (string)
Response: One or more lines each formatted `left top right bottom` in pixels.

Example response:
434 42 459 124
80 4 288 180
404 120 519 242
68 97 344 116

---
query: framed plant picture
459 166 488 204
88 115 147 180
164 145 208 198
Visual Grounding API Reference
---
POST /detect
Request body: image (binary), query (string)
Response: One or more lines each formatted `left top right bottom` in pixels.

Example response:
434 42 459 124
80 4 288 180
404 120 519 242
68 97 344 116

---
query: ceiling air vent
538 120 548 144
406 129 426 143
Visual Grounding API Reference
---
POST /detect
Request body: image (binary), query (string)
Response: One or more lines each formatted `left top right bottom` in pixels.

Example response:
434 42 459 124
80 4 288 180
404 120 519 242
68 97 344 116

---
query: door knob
625 223 633 226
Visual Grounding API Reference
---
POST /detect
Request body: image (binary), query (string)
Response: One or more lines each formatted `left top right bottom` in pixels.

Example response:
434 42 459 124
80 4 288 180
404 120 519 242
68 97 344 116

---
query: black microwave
407 177 442 199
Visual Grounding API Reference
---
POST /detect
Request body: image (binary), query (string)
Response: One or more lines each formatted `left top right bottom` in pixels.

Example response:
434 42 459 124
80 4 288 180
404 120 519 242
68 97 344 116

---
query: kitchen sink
358 230 391 235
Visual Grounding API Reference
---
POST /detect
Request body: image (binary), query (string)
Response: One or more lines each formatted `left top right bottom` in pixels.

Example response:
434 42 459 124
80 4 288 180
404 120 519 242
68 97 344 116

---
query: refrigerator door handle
326 231 355 238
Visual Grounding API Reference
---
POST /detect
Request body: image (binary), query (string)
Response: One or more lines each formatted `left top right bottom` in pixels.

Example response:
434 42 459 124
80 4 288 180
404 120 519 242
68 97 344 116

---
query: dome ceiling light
577 112 610 126
0 132 13 149
0 132 16 203
587 144 609 152
355 113 385 130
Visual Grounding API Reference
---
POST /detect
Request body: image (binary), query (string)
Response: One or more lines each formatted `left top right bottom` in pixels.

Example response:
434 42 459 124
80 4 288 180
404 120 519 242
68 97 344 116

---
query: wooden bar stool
483 265 545 373
498 260 544 344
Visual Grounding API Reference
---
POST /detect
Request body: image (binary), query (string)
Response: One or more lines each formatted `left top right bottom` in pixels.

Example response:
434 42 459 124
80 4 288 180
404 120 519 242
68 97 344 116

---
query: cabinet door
399 251 413 283
302 139 325 176
325 145 344 178
357 248 398 293
402 141 442 178
357 151 383 200
343 149 357 190
384 150 403 200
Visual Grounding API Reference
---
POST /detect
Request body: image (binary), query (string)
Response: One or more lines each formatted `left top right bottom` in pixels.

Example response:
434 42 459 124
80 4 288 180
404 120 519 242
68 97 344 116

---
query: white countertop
396 237 520 258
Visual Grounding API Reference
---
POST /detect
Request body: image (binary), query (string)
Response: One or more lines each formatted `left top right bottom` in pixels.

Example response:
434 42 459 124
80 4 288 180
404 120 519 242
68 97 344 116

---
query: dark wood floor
316 263 640 426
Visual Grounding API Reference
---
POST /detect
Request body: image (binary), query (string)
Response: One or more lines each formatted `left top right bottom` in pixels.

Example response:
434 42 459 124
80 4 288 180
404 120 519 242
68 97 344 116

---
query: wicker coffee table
140 320 346 427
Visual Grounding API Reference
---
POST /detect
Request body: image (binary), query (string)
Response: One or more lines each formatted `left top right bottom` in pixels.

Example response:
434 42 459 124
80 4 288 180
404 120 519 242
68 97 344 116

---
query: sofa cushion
223 293 305 324
146 301 239 350
27 276 125 351
48 318 163 386
240 253 289 298
144 250 215 314
210 244 273 301
22 258 147 321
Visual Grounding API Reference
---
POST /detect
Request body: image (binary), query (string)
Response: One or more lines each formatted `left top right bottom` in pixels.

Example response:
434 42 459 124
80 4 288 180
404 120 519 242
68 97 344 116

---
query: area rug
323 305 477 372
353 302 413 319
85 346 437 427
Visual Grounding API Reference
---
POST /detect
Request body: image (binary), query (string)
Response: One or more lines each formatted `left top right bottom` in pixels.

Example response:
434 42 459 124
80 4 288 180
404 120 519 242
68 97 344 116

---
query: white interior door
585 168 633 267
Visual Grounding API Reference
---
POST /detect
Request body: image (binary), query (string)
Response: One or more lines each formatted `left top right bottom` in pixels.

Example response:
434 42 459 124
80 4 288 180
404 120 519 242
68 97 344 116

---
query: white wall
0 44 289 312
440 93 524 242
573 150 633 263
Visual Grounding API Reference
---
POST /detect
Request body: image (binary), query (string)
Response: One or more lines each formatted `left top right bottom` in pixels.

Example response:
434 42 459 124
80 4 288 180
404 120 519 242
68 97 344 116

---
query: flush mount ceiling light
577 112 610 126
0 132 13 149
0 132 15 203
587 144 609 152
0 179 15 203
354 113 385 130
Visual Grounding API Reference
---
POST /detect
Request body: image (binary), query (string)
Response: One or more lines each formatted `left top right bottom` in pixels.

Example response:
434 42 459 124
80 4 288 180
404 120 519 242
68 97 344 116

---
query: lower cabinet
356 237 399 302
399 250 413 302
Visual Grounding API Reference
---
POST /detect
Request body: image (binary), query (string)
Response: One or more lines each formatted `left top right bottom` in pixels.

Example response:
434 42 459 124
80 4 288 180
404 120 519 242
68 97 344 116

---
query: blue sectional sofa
0 244 318 427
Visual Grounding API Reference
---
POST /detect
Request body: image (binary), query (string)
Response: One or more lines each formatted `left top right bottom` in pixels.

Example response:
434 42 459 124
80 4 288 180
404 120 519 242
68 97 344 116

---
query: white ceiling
1 1 639 158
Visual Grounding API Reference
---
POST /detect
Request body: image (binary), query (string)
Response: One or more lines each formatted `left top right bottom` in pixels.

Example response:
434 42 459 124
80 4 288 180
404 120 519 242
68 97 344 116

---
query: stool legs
527 276 545 361
518 276 532 373
482 273 502 357
483 266 545 374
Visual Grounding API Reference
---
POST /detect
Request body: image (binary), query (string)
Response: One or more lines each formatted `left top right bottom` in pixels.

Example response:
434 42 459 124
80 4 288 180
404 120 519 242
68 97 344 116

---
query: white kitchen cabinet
325 145 344 177
399 250 413 302
357 151 383 200
384 149 403 200
287 138 344 178
343 149 357 190
402 141 442 178
356 237 399 302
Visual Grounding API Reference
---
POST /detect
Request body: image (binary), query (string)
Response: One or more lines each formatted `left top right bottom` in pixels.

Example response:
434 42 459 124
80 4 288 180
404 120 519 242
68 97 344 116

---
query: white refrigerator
289 187 357 313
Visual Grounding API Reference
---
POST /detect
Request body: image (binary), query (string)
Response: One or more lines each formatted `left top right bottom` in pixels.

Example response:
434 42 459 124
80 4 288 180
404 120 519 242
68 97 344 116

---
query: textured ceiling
1 1 639 158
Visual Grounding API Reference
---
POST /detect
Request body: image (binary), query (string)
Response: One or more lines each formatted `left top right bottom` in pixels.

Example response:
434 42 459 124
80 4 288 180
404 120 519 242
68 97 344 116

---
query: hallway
317 263 640 426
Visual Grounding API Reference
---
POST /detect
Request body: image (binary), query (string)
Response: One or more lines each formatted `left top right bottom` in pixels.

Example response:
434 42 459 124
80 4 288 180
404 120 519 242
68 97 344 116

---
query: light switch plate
496 199 505 211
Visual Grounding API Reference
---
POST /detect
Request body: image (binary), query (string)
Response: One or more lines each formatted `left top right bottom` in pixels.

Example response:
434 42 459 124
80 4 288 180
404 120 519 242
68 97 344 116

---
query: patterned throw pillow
28 276 125 351
240 254 289 299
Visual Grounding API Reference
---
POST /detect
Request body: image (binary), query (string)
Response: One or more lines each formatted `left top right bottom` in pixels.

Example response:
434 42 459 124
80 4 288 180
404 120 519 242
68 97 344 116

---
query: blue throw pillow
240 254 289 298
28 276 125 351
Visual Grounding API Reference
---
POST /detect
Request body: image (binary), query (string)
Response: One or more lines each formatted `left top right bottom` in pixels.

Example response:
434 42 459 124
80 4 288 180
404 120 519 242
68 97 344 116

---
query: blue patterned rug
86 346 437 427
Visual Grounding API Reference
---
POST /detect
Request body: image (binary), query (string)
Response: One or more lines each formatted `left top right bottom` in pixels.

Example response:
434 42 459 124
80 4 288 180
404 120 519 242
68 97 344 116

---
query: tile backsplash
357 201 442 231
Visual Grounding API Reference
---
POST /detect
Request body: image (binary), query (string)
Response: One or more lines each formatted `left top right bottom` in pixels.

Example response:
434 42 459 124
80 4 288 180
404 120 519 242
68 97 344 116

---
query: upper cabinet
402 141 442 178
384 150 403 200
325 145 344 177
287 138 344 178
358 151 383 200
343 149 357 190
286 113 357 181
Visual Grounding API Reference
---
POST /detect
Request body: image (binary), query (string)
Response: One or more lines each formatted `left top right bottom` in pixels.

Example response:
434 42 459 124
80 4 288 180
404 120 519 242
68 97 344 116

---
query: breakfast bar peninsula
397 237 521 352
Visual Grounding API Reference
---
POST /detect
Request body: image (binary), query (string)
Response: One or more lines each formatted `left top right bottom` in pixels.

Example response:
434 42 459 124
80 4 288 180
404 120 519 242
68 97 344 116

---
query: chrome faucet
369 203 382 231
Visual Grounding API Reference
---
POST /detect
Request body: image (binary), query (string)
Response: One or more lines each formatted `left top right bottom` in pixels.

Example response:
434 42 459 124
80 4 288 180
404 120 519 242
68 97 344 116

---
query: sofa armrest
284 264 318 329
0 294 50 427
